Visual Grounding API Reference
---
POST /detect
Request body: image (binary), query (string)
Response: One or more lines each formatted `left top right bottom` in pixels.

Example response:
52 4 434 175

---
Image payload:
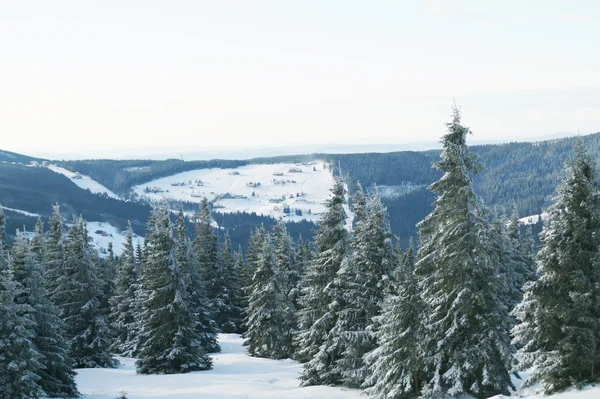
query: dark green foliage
513 142 600 393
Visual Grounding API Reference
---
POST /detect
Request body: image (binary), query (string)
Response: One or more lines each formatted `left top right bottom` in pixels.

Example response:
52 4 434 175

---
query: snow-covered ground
519 213 547 225
1 205 41 217
132 162 335 223
85 221 144 258
73 334 361 399
47 165 120 199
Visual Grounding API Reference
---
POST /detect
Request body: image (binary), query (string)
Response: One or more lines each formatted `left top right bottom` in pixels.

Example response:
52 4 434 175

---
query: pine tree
297 178 349 386
219 231 243 333
45 205 65 306
244 233 293 359
193 198 229 339
512 142 600 392
175 208 219 354
333 193 392 388
0 206 8 273
0 269 44 399
136 204 212 374
60 217 116 368
26 221 78 398
110 222 140 357
364 246 425 399
414 108 514 398
232 246 246 332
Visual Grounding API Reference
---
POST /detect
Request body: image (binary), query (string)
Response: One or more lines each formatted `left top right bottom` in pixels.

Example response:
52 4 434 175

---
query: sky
2 0 600 158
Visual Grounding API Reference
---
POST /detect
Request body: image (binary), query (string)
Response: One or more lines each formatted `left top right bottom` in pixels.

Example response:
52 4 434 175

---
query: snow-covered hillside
133 162 335 222
47 165 120 199
85 221 144 258
72 334 361 399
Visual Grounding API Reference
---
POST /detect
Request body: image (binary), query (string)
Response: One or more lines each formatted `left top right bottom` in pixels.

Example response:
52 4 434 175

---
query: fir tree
512 142 600 392
0 206 8 273
60 217 116 368
25 221 78 398
136 205 212 374
45 205 65 307
244 233 293 359
364 246 425 399
110 222 140 357
297 178 349 386
414 108 514 398
219 231 243 333
0 269 44 399
333 193 392 388
232 246 246 332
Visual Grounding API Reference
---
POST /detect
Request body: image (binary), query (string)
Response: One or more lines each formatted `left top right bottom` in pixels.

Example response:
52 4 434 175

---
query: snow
47 166 120 199
72 333 362 399
85 221 144 258
132 162 335 223
0 206 40 217
491 371 600 399
519 213 547 225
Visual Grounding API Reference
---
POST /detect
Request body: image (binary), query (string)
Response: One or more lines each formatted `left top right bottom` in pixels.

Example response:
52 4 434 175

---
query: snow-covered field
47 165 120 199
74 334 361 399
85 221 144 258
132 162 335 222
1 205 41 217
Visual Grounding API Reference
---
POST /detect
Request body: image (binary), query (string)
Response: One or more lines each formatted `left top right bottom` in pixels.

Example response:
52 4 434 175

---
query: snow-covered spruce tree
232 246 247 332
333 192 393 388
60 217 116 368
512 142 600 393
244 233 294 359
414 108 514 398
100 242 117 313
22 221 79 398
219 231 243 333
175 208 219 355
193 198 230 339
293 235 311 310
45 205 65 307
508 207 536 287
364 244 425 399
136 205 212 374
110 222 140 357
0 206 8 273
242 226 268 307
0 268 44 399
297 178 349 386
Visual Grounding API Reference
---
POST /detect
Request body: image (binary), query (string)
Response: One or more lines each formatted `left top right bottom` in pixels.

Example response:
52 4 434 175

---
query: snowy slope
85 221 144 258
519 213 547 225
47 165 120 199
133 162 335 223
0 206 40 217
72 334 361 399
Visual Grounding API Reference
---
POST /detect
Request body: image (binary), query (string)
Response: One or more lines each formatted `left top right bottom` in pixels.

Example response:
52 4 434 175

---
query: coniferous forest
3 109 600 398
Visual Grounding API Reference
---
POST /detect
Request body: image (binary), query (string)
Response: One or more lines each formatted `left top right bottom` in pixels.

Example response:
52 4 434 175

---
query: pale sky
2 0 600 158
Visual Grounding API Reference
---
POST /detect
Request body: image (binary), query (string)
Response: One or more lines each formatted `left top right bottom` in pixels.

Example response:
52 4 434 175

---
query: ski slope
47 165 120 199
73 334 361 399
132 162 335 223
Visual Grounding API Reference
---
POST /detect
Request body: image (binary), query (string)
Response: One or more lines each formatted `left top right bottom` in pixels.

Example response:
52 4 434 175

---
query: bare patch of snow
1 206 40 218
47 166 120 199
85 221 144 258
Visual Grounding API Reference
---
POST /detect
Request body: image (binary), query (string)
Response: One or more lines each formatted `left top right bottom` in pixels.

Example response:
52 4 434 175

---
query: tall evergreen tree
219 231 243 333
232 246 246 332
193 198 229 339
110 222 140 357
364 245 425 399
414 108 514 398
512 142 600 392
0 206 8 273
297 178 349 386
59 217 116 368
244 233 293 359
136 205 212 374
45 205 65 307
26 221 78 398
0 268 44 399
333 193 392 388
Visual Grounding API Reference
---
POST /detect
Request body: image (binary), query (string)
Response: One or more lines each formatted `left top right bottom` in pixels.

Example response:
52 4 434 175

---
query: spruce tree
136 205 212 374
0 269 44 399
193 198 229 338
333 193 392 388
364 246 425 399
25 221 78 398
45 205 65 307
512 142 600 392
414 108 514 398
232 246 247 332
60 217 116 368
244 233 293 359
219 231 243 333
110 222 140 357
297 178 349 386
0 206 8 273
